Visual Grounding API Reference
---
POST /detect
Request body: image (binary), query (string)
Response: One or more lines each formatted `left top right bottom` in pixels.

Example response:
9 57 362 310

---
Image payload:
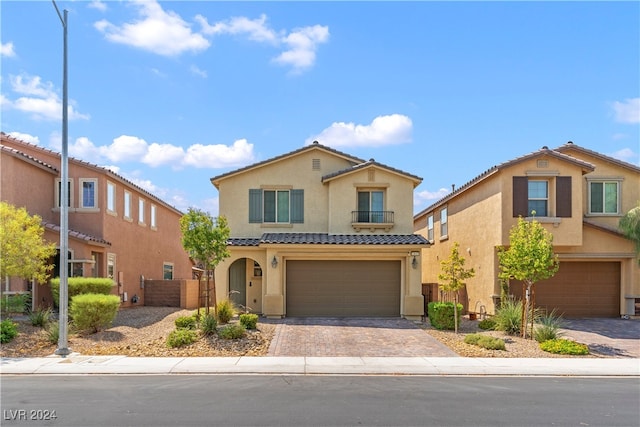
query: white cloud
183 139 255 168
7 131 39 144
94 0 209 57
3 74 89 121
307 114 413 148
196 14 279 44
274 25 329 73
69 136 101 160
190 65 207 78
88 1 107 12
1 42 15 57
100 135 149 162
143 142 185 167
612 98 640 124
196 13 328 73
414 187 450 206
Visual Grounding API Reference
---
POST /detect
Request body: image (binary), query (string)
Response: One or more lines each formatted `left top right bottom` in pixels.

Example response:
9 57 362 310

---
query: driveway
560 318 640 358
266 317 458 357
266 317 640 358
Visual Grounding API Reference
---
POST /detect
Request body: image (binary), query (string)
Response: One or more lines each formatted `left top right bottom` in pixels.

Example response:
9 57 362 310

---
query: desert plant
427 302 463 330
166 328 199 348
218 323 246 339
174 315 197 330
69 293 120 333
1 293 30 315
478 317 496 330
533 309 564 343
438 242 475 333
200 313 218 336
216 300 236 324
540 338 589 355
492 299 523 335
51 277 114 308
464 333 506 350
239 313 258 330
0 319 18 343
28 307 53 327
46 321 60 344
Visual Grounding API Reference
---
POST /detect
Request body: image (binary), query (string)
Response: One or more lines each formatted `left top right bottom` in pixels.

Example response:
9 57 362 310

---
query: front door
229 259 247 310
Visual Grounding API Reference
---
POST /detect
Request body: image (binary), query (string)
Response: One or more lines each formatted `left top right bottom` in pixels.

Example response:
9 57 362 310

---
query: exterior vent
368 169 375 182
312 159 321 170
537 159 549 168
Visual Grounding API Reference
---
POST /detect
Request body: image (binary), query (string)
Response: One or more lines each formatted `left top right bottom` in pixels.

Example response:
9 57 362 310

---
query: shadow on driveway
560 318 640 358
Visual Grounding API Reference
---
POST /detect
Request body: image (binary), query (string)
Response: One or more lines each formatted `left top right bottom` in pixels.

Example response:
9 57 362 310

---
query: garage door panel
287 260 400 317
511 262 620 318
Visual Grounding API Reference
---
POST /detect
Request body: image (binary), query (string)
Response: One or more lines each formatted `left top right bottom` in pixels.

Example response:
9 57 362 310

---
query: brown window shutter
556 176 572 217
512 176 528 217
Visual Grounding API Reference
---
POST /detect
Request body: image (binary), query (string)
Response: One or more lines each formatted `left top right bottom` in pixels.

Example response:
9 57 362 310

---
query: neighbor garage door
286 260 401 317
511 262 620 317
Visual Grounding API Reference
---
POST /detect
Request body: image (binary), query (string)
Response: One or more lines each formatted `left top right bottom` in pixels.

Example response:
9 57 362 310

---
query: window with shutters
249 188 304 224
588 179 620 215
513 176 572 218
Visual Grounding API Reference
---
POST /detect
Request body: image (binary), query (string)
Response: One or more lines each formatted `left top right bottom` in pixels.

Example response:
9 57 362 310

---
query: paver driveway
560 318 640 358
266 317 458 357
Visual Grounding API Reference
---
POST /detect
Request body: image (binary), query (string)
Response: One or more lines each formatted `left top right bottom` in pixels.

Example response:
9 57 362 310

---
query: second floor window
427 214 434 241
150 204 157 228
357 190 384 223
139 199 145 224
249 188 304 224
124 191 131 219
528 180 548 217
55 179 73 208
589 181 619 214
107 181 116 213
440 207 448 238
80 179 97 209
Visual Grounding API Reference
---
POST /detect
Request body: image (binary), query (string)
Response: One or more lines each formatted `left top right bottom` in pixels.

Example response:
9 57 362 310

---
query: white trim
78 178 99 209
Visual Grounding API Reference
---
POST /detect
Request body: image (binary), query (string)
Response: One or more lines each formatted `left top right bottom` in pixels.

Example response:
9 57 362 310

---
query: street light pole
52 0 71 357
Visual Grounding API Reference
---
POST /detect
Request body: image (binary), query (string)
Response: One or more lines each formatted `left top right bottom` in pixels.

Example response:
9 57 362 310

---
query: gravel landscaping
0 306 613 358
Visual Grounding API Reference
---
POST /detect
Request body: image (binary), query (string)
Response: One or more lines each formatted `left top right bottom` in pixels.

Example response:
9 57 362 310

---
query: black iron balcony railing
351 210 394 224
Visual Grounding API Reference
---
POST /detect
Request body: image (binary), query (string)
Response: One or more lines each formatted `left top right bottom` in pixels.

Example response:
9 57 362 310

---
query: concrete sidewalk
2 355 638 376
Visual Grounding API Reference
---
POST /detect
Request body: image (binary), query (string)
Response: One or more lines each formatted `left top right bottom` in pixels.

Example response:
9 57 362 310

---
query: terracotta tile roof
259 233 430 245
0 132 184 215
555 141 640 173
210 141 366 187
1 144 58 173
322 158 422 185
414 146 596 218
582 219 625 237
42 221 111 247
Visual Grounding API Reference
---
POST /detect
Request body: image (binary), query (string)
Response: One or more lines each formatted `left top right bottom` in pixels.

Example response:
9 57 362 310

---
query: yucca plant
534 309 564 343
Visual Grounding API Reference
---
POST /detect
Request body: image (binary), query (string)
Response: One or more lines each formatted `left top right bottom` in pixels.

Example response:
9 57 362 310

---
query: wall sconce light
410 251 420 269
271 256 278 268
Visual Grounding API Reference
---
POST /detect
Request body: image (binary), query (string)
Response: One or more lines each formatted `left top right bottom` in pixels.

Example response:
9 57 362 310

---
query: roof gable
414 146 595 218
321 159 423 187
210 141 365 188
555 141 640 174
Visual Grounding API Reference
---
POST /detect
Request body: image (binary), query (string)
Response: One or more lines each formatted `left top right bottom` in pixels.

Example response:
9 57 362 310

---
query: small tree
0 202 56 283
179 209 230 317
619 202 640 265
438 242 475 333
498 215 559 339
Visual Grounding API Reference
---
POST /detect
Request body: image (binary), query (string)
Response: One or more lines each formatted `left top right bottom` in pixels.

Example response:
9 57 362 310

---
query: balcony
351 211 394 232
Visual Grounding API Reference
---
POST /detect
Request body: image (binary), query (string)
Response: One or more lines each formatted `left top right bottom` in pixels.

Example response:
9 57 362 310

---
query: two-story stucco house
1 132 193 308
414 142 640 318
210 141 430 320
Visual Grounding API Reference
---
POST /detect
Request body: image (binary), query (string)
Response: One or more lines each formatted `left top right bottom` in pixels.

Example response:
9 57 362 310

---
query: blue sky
2 1 638 216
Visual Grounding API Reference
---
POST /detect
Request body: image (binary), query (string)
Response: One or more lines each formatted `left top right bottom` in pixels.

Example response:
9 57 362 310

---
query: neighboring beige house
414 142 640 318
1 132 193 309
210 141 429 320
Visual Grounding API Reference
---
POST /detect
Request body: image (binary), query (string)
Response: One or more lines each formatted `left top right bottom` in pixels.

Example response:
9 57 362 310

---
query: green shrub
200 314 218 336
534 309 564 343
51 277 114 308
46 321 60 344
166 328 199 348
218 323 246 339
216 300 237 324
427 302 463 330
0 319 18 343
1 293 30 314
540 339 589 355
174 315 197 330
239 313 258 330
478 317 496 330
464 333 506 350
493 299 522 335
69 293 120 333
28 307 53 327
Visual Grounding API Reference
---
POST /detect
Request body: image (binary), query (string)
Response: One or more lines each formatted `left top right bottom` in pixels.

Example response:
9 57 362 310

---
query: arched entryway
228 258 263 314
